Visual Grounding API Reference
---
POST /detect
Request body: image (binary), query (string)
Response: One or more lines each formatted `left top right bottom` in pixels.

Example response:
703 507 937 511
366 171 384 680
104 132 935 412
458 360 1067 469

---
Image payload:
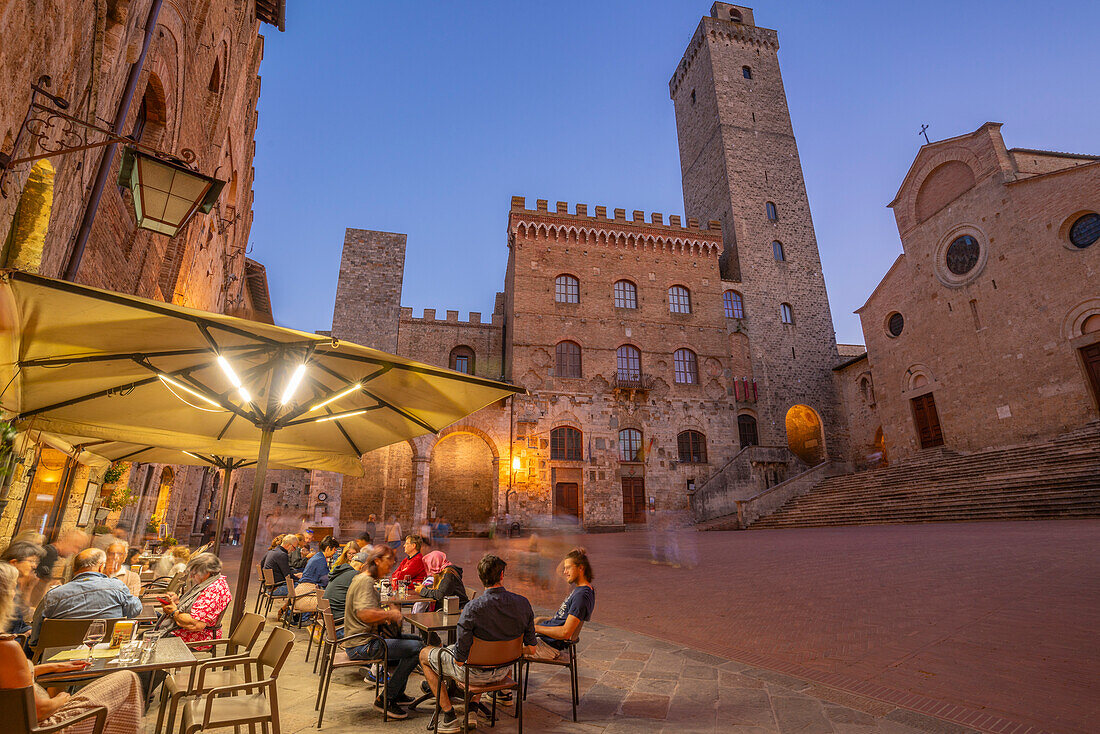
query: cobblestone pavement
187 611 972 734
213 519 1099 733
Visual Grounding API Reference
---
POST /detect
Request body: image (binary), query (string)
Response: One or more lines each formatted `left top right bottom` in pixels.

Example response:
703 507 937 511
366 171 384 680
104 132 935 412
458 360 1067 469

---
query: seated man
289 531 313 572
104 542 142 596
261 534 298 598
389 534 427 586
419 554 537 733
293 536 340 615
531 547 595 660
344 546 423 720
29 548 143 649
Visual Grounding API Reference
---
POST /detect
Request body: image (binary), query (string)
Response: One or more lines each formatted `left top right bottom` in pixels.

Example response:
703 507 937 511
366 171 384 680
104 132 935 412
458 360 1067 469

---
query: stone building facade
319 4 846 533
849 123 1100 461
0 0 284 544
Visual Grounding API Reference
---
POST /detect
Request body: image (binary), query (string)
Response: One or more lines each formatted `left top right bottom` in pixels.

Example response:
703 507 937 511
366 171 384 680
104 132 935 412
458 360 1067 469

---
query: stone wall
332 229 406 352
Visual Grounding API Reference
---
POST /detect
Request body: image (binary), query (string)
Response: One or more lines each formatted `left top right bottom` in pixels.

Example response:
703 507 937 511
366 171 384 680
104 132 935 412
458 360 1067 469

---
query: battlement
669 8 778 97
399 306 503 327
509 196 722 235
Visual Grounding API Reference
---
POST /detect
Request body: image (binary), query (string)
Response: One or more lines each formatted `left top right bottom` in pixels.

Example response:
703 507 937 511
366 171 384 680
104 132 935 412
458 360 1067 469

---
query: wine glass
82 619 106 659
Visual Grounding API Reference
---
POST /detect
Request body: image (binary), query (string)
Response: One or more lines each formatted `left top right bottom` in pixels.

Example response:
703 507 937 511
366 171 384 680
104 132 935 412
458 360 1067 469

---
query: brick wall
332 229 406 352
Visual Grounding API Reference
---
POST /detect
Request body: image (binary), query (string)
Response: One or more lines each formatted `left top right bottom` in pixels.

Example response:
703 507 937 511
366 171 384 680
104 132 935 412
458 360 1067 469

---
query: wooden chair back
33 618 125 662
285 574 296 598
465 635 523 667
261 567 276 587
322 608 339 642
165 571 187 594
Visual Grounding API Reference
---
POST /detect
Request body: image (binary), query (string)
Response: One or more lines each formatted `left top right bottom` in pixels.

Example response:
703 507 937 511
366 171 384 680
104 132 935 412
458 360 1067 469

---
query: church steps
746 424 1100 530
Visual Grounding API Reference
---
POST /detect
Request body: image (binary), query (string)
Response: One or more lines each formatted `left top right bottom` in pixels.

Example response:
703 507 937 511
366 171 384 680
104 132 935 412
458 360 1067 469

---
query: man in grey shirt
29 547 143 648
344 546 423 720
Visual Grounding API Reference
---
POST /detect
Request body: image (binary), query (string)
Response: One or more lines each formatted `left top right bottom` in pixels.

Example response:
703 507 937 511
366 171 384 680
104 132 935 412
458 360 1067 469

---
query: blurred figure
92 520 131 551
364 514 377 543
153 545 191 579
293 536 340 615
1 540 46 634
289 532 313 571
385 515 402 549
104 542 141 596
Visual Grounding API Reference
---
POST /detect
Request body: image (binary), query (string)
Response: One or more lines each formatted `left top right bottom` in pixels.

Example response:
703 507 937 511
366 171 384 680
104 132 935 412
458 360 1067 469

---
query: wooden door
911 393 944 449
621 477 646 524
554 483 580 519
1082 343 1100 405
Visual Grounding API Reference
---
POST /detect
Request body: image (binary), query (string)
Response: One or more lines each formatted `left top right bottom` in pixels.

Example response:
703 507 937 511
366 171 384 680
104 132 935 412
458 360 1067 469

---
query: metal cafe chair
434 635 525 734
31 617 125 663
314 608 389 727
0 684 106 734
521 626 584 722
178 627 295 734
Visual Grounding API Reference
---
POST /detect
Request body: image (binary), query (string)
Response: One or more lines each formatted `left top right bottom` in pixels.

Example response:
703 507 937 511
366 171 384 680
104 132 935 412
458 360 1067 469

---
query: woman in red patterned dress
156 553 232 650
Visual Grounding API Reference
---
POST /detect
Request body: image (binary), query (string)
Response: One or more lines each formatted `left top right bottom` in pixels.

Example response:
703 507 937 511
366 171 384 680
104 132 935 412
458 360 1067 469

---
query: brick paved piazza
438 519 1100 733
216 519 1098 733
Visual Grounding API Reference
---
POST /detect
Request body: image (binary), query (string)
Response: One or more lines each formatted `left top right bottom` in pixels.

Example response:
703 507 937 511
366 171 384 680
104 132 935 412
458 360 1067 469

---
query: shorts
428 645 512 686
528 638 564 661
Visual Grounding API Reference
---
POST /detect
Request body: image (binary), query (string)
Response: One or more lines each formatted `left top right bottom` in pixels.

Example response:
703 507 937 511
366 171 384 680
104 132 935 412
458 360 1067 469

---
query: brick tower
670 3 843 456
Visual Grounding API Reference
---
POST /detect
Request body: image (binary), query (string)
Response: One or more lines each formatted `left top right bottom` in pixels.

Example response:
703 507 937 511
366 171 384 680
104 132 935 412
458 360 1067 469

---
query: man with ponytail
531 547 595 660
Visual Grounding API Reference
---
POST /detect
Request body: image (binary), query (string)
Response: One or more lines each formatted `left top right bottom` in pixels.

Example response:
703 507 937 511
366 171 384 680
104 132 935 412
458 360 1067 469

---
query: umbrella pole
231 427 273 630
212 462 233 558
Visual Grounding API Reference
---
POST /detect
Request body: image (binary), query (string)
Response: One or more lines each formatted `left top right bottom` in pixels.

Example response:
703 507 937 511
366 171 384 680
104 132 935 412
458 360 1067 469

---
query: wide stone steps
749 424 1100 530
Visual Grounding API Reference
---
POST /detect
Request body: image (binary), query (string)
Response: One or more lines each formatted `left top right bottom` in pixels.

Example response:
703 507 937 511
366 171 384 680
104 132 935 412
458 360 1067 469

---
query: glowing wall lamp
117 146 224 237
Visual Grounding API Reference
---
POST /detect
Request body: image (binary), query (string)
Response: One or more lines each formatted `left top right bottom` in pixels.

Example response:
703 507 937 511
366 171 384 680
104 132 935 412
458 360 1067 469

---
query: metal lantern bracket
0 75 200 197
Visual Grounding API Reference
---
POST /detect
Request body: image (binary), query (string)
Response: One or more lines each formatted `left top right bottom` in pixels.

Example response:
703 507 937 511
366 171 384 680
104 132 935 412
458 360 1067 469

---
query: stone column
491 457 502 518
412 457 430 525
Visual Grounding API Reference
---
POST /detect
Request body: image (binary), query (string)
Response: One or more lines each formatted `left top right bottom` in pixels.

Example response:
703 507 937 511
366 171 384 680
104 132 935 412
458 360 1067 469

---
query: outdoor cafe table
404 610 461 645
382 594 431 607
36 635 196 683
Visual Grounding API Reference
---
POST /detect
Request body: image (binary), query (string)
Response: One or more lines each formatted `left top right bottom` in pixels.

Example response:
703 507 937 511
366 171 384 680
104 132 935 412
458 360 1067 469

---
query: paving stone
619 692 672 719
716 687 778 729
771 694 834 733
609 658 646 672
744 668 813 692
719 669 768 689
682 663 720 680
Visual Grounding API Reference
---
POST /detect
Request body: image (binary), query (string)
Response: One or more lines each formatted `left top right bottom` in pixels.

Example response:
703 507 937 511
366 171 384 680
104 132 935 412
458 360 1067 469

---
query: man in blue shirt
419 554 536 733
29 548 143 648
531 547 595 660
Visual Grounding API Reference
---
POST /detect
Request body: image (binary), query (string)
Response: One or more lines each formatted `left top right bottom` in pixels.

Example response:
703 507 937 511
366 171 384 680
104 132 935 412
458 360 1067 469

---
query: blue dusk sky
249 1 1099 346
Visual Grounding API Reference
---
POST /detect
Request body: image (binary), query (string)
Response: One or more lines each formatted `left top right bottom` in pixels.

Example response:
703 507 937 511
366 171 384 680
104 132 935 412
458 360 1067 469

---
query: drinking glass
117 641 142 665
82 619 106 659
141 630 163 661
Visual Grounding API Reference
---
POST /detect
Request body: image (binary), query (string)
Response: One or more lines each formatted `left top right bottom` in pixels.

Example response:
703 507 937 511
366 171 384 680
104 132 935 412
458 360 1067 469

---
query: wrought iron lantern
118 146 225 237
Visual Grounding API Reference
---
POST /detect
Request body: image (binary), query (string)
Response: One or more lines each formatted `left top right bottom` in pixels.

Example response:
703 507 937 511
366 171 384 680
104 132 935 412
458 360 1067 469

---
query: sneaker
394 692 416 705
435 710 461 733
421 680 434 696
373 698 409 720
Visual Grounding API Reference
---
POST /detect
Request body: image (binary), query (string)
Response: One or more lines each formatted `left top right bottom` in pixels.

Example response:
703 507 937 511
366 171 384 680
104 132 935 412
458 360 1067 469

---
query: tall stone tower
331 228 406 351
670 3 843 456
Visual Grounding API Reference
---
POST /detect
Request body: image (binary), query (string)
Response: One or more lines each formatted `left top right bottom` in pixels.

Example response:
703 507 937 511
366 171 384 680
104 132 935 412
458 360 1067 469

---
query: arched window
772 241 785 261
742 65 752 79
780 303 794 324
550 426 583 461
723 290 745 319
766 201 778 221
729 8 743 21
555 274 579 303
668 285 692 314
449 345 475 374
737 415 759 447
555 340 582 378
677 430 707 463
618 428 643 462
616 344 641 382
673 348 698 384
613 280 637 309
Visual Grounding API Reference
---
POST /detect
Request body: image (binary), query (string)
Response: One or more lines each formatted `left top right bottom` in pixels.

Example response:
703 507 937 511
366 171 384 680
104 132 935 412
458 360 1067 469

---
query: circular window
945 235 981 275
1069 213 1100 249
887 312 904 337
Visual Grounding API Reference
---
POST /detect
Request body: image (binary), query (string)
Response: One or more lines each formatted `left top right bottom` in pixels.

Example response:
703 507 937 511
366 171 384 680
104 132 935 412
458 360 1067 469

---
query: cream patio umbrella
0 270 523 626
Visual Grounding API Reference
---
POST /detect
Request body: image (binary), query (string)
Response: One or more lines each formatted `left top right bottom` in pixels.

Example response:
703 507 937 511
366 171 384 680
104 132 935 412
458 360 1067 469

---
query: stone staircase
749 422 1100 529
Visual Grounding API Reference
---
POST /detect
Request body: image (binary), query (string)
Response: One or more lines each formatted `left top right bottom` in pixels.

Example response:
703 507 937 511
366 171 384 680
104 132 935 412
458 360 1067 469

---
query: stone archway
785 405 826 465
428 432 495 532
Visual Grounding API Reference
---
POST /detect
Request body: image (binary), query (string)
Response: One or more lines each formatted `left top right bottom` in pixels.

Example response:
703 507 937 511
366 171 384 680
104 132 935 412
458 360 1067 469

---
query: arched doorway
429 433 494 532
2 159 54 271
785 405 825 465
